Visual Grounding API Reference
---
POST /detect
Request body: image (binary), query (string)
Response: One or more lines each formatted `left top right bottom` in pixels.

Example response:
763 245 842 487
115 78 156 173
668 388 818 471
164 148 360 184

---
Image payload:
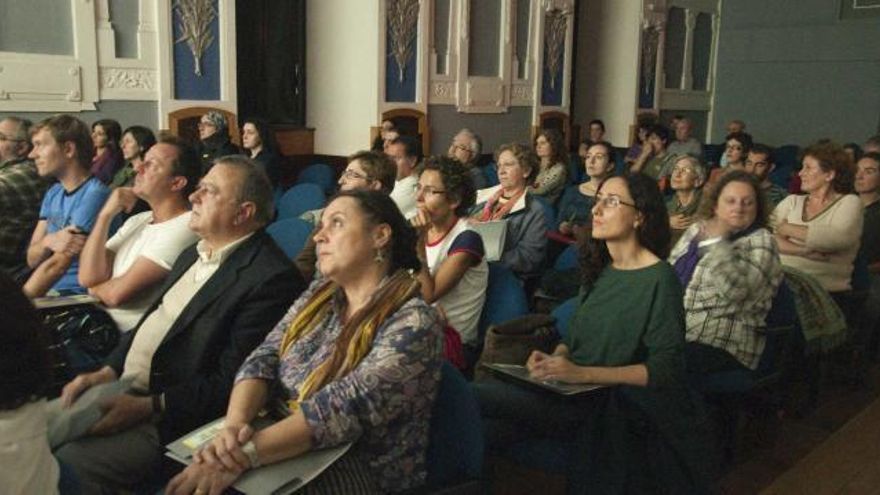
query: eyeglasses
451 143 472 155
0 132 26 143
414 184 446 196
594 194 636 209
341 169 369 181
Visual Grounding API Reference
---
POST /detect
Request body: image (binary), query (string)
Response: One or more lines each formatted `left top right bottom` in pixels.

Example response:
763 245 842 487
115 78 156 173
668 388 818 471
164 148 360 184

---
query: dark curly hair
801 140 855 194
0 273 52 411
418 155 476 217
535 128 568 168
698 170 769 230
333 189 421 274
578 173 671 288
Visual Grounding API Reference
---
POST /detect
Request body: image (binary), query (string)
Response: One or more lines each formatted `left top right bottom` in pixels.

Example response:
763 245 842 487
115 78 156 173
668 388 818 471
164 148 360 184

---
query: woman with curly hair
530 128 568 204
773 140 863 293
411 156 488 350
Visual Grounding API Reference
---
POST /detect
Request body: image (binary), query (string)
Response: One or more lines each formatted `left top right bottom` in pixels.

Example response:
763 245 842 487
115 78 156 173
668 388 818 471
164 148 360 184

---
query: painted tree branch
544 8 570 91
387 0 420 83
174 0 217 76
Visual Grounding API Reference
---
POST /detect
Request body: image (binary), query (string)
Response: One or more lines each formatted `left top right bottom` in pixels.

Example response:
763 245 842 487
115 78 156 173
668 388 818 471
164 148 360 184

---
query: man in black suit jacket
55 156 306 493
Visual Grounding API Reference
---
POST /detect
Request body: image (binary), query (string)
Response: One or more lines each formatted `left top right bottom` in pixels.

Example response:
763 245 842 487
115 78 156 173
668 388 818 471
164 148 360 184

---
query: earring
374 249 385 264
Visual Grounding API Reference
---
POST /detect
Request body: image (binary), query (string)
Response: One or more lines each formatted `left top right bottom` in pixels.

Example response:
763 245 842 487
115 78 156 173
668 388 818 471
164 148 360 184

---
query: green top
109 163 136 189
642 153 678 180
564 261 686 388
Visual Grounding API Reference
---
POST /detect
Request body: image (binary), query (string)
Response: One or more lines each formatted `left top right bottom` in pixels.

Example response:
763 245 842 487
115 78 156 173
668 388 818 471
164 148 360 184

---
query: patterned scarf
479 188 526 222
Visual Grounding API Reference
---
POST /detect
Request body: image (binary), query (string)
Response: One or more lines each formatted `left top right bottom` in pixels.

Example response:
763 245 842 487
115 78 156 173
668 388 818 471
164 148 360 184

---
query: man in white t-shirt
387 135 420 219
78 136 201 331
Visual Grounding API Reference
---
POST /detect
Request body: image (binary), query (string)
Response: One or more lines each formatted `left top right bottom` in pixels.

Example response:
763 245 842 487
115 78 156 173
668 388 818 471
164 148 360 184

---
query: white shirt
121 233 254 392
390 175 418 220
104 211 198 331
0 401 60 495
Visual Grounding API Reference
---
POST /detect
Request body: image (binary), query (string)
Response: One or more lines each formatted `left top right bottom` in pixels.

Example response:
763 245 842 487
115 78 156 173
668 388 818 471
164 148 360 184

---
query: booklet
33 294 100 309
46 376 135 449
482 362 604 396
166 416 352 495
470 220 507 262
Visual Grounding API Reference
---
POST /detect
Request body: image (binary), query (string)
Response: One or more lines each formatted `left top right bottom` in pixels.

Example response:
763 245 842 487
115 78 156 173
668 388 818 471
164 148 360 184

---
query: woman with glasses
530 129 568 205
294 151 397 280
410 156 488 360
557 141 616 240
475 173 714 491
197 111 239 174
667 155 707 246
472 143 547 281
669 170 783 374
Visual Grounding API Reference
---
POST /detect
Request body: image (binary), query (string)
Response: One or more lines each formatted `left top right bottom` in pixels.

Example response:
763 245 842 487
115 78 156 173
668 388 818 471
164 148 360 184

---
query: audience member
631 124 678 180
722 132 752 170
667 117 703 159
473 143 547 281
726 119 746 135
241 117 282 188
476 173 715 492
557 141 615 239
0 116 50 277
587 119 605 144
197 110 239 173
90 119 124 185
856 152 880 354
78 136 201 332
411 156 488 352
54 156 306 493
24 115 110 298
773 141 862 293
448 127 487 189
843 142 863 164
667 155 706 246
864 134 880 154
295 150 396 280
669 171 783 373
0 273 65 495
624 121 651 167
167 190 442 494
110 126 156 189
371 119 396 152
530 129 568 204
382 128 401 153
745 143 788 208
387 134 421 219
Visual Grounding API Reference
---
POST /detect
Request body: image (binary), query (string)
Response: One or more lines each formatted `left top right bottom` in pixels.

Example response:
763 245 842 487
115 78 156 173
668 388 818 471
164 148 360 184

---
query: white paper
470 220 507 262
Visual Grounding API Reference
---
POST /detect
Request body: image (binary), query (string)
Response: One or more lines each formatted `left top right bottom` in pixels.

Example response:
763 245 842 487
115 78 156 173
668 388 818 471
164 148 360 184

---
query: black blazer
106 231 305 442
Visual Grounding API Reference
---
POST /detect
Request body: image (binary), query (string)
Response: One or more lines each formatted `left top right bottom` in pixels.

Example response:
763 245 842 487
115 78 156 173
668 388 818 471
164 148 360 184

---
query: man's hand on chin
89 394 153 436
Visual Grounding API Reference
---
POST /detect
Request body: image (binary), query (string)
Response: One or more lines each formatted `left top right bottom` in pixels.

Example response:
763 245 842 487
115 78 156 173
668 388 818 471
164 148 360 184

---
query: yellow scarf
278 270 420 411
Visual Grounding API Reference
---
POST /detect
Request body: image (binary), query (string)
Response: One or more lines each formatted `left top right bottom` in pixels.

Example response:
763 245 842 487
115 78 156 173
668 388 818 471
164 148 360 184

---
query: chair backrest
297 163 337 195
425 362 484 486
771 145 800 189
756 278 797 375
483 162 499 187
277 183 326 220
551 296 578 340
568 153 584 185
703 143 725 166
477 263 530 342
554 244 579 271
266 217 314 259
530 194 556 231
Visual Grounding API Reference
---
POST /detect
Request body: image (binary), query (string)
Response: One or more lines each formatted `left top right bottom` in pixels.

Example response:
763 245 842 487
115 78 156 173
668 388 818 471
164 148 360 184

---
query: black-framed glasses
340 169 370 181
595 194 636 209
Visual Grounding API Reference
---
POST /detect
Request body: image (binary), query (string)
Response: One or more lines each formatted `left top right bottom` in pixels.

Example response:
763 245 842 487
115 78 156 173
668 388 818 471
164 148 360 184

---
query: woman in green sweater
476 173 716 493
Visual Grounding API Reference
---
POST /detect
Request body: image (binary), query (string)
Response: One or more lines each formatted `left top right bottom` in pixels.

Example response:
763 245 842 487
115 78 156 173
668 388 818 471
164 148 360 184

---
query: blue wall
385 28 417 102
173 1 221 100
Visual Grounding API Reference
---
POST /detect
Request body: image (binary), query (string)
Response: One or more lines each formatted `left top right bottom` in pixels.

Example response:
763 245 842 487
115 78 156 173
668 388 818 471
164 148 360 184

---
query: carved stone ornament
174 0 217 76
511 84 531 101
387 0 420 83
101 69 156 90
544 6 571 90
433 82 452 98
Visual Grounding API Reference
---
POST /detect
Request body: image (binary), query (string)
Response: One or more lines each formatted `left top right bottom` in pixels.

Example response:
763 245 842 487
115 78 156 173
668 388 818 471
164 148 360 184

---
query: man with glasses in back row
0 116 51 278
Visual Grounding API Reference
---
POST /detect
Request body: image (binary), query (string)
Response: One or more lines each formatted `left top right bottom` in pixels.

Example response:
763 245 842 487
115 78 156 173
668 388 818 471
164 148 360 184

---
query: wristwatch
242 440 261 469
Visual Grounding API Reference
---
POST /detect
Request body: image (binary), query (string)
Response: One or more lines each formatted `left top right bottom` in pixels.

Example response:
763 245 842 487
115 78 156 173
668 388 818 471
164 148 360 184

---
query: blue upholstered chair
482 162 499 187
297 163 336 195
266 217 313 259
770 145 800 190
276 183 325 220
423 362 485 492
477 263 530 345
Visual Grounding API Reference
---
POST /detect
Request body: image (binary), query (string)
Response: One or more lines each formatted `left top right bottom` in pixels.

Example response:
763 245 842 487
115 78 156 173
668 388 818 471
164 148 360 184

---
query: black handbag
41 304 119 392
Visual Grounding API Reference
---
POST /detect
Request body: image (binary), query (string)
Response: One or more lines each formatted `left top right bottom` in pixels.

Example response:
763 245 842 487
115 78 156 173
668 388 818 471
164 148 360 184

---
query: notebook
482 363 604 396
470 220 507 262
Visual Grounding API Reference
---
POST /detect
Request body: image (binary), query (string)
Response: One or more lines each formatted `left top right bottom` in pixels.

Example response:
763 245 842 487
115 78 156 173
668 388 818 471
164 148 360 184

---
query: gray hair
673 155 707 185
2 116 33 141
456 128 482 158
214 155 274 227
202 111 229 133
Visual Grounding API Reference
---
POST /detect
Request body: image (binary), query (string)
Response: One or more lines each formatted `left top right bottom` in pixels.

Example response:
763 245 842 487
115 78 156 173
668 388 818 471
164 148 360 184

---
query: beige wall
306 0 379 155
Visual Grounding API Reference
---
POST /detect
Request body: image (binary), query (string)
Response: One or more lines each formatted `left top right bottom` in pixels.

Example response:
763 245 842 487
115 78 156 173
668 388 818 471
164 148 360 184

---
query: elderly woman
198 111 239 173
476 173 714 491
411 156 488 352
557 141 616 239
472 143 547 281
167 190 442 494
667 155 707 245
773 141 863 294
90 119 124 185
669 171 783 373
241 117 282 188
530 129 568 205
109 126 156 189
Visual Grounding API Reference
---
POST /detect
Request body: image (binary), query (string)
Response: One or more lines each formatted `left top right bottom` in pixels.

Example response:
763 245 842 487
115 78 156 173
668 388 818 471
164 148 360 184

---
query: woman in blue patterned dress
168 190 443 494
